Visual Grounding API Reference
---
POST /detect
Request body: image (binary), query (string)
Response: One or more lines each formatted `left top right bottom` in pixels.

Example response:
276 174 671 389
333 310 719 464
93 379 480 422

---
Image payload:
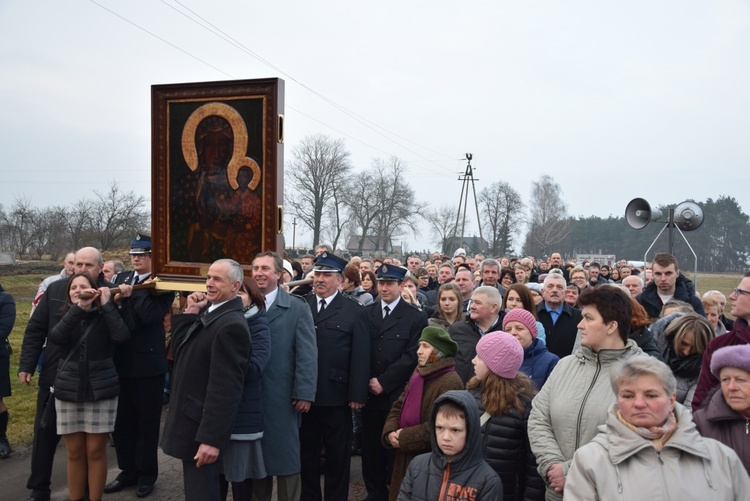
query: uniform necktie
383 305 390 319
319 299 326 313
132 275 139 286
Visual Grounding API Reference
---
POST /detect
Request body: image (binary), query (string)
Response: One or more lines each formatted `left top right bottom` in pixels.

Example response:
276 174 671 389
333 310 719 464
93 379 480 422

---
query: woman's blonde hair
667 314 714 356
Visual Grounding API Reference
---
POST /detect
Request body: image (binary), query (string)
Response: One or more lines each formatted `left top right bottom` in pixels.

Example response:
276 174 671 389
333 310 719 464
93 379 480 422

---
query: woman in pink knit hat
467 332 545 501
503 309 559 389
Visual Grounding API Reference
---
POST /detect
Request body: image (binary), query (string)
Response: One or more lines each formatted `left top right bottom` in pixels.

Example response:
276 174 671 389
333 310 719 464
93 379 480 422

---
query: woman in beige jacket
566 357 750 500
528 286 645 501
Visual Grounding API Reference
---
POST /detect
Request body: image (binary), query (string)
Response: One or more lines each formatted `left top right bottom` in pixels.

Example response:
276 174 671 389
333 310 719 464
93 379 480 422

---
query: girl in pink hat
467 332 545 501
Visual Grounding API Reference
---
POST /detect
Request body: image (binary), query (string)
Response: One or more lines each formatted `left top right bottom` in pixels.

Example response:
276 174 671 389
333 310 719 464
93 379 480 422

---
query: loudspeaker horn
674 201 704 231
625 198 663 230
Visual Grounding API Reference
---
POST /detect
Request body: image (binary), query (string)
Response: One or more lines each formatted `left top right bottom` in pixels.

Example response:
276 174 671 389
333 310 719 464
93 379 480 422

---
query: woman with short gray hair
565 357 750 500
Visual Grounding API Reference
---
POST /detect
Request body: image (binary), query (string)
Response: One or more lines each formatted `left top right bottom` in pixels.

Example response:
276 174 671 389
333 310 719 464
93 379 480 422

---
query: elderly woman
382 327 464 501
503 309 558 390
502 283 547 345
693 345 750 473
528 286 645 501
566 357 750 500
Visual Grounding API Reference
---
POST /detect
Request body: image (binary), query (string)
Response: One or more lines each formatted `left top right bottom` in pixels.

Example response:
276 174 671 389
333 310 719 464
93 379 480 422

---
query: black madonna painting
151 79 284 281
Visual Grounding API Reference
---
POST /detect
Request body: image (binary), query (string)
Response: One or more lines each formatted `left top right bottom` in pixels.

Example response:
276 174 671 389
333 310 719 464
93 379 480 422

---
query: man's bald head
75 247 104 281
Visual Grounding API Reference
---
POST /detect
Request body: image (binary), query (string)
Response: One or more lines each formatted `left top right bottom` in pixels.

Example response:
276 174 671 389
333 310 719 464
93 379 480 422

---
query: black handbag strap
53 318 97 385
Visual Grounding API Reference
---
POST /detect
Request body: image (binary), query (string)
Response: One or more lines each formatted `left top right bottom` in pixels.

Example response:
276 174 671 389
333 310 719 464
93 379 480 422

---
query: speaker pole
668 207 675 255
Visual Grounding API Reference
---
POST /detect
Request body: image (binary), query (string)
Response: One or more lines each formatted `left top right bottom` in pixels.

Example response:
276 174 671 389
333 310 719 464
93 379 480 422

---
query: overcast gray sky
2 1 748 253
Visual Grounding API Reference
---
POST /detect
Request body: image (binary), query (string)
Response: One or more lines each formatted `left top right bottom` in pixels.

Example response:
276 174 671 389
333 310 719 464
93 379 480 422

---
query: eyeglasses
733 288 750 296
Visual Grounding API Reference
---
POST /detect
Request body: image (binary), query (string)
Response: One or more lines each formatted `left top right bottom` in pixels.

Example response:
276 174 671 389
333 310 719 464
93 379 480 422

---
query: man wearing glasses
692 272 750 411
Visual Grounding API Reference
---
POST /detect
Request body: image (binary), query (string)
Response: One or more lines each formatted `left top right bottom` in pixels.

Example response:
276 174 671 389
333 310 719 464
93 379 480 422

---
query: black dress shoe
26 494 51 501
104 478 137 493
0 435 12 459
136 483 155 498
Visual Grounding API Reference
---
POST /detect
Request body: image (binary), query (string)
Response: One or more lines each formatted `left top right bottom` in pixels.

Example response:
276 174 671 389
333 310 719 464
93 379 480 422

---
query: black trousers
112 375 164 484
361 407 392 501
26 386 61 496
300 405 352 501
182 458 222 501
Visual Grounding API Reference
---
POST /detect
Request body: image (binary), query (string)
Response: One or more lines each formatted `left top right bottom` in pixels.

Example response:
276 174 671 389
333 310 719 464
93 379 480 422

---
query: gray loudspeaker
625 198 663 230
674 201 704 231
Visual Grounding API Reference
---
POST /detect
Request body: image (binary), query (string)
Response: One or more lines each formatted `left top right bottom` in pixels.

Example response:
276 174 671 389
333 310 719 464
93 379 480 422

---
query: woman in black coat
220 276 271 501
49 272 130 501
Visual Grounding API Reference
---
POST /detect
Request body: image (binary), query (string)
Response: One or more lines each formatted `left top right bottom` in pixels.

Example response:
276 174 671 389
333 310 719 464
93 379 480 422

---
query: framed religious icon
151 78 284 282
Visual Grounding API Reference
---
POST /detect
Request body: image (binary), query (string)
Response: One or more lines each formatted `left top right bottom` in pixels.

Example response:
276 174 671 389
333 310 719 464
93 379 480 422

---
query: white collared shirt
382 297 401 318
132 272 151 285
316 291 338 311
208 299 230 313
264 287 280 311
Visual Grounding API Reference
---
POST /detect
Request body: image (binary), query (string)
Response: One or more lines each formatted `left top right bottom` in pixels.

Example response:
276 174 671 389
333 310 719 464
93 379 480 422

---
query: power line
165 0 458 165
88 0 233 79
87 0 457 176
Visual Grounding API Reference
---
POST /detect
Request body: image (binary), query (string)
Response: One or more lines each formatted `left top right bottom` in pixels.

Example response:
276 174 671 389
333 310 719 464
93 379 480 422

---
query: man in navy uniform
357 264 428 501
106 234 174 498
300 252 370 500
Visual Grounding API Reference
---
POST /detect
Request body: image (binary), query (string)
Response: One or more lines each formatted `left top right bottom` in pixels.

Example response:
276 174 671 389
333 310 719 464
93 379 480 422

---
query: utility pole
292 218 297 250
450 154 484 254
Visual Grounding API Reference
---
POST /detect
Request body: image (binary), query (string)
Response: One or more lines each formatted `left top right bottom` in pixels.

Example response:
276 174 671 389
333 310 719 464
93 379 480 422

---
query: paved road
3 408 365 500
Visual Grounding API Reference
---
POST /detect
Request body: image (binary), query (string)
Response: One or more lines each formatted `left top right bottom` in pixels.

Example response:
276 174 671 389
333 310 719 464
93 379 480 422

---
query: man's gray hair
480 258 500 272
215 258 244 284
703 289 726 301
543 273 567 288
624 276 644 287
610 357 676 396
472 286 502 306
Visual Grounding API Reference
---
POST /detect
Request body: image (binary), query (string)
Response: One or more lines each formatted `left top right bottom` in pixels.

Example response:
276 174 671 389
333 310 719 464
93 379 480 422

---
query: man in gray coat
252 251 318 501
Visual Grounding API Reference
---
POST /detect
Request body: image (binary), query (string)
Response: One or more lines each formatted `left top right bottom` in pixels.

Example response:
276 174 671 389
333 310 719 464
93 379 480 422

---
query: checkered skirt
55 396 118 435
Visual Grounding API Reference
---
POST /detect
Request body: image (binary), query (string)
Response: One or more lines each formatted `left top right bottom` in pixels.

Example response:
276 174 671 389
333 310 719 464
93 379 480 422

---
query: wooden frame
151 78 284 282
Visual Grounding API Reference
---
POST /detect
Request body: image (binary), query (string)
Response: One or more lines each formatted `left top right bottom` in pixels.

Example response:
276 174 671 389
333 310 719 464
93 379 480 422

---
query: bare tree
0 203 10 252
425 205 460 254
90 181 149 251
4 196 38 256
321 176 352 252
479 181 525 256
369 157 422 251
342 175 382 254
523 174 570 257
286 134 352 247
30 206 70 259
64 198 95 251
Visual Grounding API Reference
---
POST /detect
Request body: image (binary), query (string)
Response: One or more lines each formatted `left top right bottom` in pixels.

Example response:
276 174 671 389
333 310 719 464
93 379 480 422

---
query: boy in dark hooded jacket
397 390 501 501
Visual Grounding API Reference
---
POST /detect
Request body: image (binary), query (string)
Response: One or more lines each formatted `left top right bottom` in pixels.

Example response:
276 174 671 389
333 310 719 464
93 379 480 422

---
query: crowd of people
2 241 750 500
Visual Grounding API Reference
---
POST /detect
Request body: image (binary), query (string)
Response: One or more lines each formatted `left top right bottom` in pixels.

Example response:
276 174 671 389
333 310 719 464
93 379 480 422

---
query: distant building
346 235 398 257
575 253 617 266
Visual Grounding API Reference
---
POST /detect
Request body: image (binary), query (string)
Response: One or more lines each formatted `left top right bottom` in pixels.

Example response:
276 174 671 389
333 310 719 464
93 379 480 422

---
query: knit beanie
419 326 458 357
710 345 750 377
475 331 524 379
502 309 539 340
